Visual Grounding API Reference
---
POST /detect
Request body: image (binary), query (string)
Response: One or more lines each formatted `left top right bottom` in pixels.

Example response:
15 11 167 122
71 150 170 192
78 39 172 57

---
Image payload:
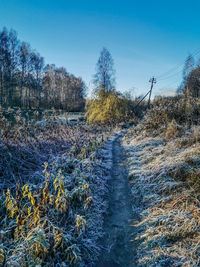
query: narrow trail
96 135 138 267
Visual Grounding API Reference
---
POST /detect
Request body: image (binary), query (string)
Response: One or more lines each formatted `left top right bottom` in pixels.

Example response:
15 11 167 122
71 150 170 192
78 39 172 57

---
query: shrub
86 89 132 125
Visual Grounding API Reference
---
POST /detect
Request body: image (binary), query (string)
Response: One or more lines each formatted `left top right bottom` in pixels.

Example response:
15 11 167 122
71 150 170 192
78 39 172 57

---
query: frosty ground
96 123 200 267
1 108 200 266
122 125 200 266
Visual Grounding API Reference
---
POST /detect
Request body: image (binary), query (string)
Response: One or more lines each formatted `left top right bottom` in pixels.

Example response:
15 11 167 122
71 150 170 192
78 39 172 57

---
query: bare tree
31 52 44 107
0 27 10 106
184 67 200 97
93 47 115 93
0 27 85 111
8 29 19 105
177 54 195 94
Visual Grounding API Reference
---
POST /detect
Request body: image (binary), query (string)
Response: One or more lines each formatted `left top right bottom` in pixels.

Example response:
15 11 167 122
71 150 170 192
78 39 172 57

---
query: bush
86 89 133 125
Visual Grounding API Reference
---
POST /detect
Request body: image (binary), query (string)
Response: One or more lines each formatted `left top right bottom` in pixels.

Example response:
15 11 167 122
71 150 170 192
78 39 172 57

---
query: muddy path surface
96 135 139 267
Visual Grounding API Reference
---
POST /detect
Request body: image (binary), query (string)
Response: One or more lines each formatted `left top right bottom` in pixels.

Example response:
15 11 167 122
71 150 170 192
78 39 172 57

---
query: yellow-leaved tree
86 48 134 125
86 89 129 125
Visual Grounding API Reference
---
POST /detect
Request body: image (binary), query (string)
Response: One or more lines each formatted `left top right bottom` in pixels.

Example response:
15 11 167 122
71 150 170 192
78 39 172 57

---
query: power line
158 68 183 81
157 63 200 94
157 63 183 80
156 47 200 81
157 48 200 79
135 48 200 109
156 79 180 95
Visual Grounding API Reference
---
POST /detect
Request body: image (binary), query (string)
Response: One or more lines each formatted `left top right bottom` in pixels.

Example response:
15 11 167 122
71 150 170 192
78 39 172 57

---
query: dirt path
96 135 138 267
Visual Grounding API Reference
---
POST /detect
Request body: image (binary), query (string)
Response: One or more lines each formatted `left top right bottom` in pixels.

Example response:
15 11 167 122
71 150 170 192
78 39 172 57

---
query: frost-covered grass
0 108 110 189
0 110 115 266
123 125 200 266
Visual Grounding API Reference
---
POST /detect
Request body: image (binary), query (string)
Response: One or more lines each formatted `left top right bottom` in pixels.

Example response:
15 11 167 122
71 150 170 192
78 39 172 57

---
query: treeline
0 27 85 111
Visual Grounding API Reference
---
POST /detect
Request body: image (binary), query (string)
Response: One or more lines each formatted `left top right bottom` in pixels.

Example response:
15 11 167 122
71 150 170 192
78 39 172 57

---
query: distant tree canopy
42 65 85 110
93 47 115 93
177 54 200 98
0 27 86 111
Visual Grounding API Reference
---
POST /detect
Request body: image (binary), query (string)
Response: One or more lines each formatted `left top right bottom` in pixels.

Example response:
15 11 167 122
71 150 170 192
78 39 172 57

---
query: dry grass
123 124 200 266
0 108 115 266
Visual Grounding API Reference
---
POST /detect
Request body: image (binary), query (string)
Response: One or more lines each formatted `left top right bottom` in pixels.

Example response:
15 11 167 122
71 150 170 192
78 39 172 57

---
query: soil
96 135 139 267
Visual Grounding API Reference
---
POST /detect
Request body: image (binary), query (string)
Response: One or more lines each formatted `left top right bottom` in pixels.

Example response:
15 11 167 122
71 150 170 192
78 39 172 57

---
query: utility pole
148 77 156 108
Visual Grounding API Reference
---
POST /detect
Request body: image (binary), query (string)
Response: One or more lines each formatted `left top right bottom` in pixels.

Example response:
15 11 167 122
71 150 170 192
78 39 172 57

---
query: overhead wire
138 47 200 102
156 47 200 81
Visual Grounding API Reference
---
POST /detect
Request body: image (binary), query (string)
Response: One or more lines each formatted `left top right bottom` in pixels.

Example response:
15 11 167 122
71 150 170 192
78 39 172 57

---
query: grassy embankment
123 96 200 266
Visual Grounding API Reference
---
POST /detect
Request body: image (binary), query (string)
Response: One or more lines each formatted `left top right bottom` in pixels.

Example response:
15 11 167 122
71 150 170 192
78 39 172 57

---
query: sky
1 0 200 97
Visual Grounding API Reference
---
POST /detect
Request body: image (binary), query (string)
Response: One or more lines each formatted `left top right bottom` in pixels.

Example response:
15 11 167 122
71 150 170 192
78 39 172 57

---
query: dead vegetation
0 108 115 266
123 96 200 266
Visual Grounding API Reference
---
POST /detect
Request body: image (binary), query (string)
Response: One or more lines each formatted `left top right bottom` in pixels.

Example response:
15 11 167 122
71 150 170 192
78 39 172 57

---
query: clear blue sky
1 0 200 97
